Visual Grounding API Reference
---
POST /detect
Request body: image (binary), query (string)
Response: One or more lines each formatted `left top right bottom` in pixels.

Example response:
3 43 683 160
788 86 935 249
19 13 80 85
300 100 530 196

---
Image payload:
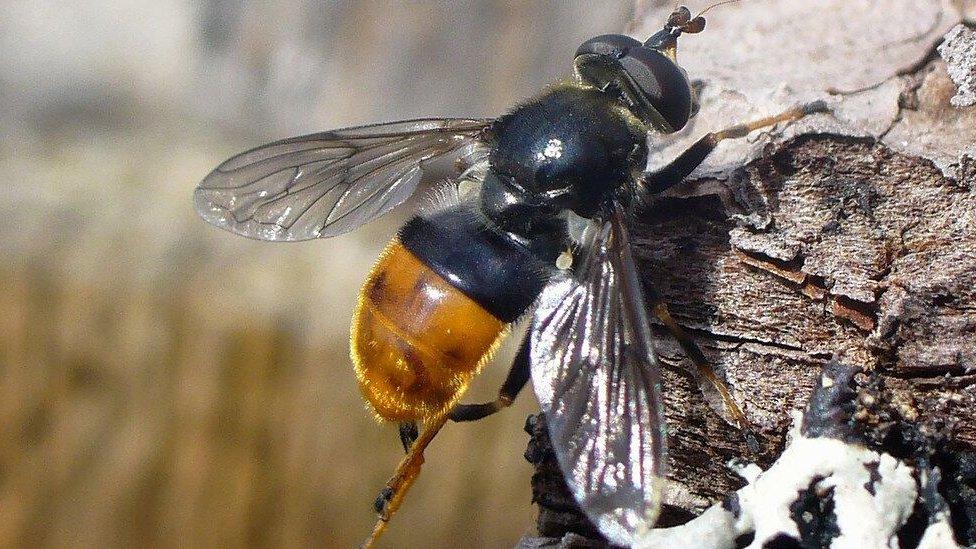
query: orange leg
640 101 828 195
363 411 451 549
650 301 759 452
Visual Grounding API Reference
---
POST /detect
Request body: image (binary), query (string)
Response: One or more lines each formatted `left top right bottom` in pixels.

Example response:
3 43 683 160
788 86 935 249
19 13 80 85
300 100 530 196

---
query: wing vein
195 118 491 240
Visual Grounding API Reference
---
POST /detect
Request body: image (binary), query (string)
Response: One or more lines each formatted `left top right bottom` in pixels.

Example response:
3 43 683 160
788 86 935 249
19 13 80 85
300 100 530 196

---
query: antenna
649 0 740 55
679 0 741 34
695 0 740 19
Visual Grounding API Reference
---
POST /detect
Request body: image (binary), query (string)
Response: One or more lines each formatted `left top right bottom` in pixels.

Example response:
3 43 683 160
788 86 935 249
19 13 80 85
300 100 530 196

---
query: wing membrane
531 212 667 546
195 118 492 240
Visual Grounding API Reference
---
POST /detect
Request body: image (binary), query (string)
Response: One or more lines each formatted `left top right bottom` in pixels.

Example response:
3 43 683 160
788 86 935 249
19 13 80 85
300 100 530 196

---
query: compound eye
575 34 643 61
618 47 692 132
575 38 693 132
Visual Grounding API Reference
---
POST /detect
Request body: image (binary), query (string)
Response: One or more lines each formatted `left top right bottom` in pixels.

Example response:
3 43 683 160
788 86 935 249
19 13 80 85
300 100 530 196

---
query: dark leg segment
639 100 828 196
398 421 418 453
449 335 531 422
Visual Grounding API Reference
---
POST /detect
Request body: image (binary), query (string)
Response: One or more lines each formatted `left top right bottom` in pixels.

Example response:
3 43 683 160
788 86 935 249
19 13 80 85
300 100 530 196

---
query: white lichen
917 516 962 549
938 25 976 108
637 413 919 549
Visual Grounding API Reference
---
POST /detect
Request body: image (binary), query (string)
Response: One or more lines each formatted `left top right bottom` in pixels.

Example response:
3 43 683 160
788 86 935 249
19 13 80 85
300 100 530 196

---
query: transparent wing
530 207 667 547
194 118 492 241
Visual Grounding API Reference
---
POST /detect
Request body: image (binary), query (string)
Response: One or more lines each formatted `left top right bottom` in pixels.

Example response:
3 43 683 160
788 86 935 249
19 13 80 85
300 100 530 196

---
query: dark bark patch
863 460 882 496
788 477 840 547
722 492 742 519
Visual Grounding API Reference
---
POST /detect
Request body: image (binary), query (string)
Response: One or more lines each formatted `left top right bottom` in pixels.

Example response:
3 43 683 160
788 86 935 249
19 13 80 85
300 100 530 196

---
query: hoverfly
194 5 827 547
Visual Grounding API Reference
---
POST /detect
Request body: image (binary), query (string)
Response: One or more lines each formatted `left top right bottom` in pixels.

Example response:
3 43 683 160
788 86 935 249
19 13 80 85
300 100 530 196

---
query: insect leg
638 100 828 195
645 288 760 452
368 338 532 544
449 336 530 422
398 421 419 453
365 412 451 548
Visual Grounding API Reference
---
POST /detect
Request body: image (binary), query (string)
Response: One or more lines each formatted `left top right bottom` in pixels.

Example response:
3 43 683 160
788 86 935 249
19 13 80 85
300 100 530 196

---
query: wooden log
521 2 976 547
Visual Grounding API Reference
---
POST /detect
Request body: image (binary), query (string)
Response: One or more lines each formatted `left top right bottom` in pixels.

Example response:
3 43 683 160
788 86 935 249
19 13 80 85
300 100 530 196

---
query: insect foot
372 487 394 516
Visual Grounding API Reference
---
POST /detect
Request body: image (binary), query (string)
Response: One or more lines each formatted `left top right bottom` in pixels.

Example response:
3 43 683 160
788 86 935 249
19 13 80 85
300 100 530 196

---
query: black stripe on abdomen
399 207 549 323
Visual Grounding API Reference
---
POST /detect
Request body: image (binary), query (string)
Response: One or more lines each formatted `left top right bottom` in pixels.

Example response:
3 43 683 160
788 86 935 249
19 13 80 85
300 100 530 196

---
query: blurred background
0 1 632 547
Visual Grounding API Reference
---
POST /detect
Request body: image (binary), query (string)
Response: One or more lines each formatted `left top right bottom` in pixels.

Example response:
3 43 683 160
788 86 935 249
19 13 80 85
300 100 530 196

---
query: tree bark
523 1 976 546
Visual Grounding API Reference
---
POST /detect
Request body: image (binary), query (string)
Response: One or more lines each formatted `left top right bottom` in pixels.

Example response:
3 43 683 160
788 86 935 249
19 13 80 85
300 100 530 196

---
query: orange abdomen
351 240 507 422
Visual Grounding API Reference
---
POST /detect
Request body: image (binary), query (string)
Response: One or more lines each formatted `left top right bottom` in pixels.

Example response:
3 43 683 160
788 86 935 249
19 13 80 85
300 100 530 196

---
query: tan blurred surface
0 1 631 547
